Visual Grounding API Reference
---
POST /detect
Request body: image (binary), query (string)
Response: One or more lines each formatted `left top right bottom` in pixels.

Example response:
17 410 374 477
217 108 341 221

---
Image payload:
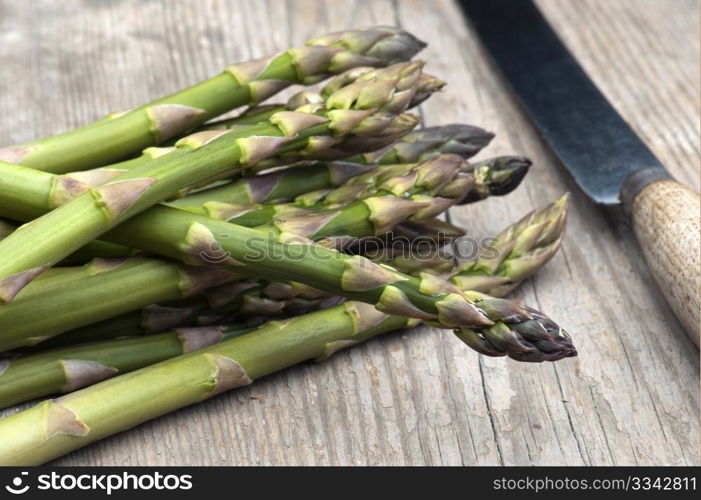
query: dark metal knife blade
458 0 700 342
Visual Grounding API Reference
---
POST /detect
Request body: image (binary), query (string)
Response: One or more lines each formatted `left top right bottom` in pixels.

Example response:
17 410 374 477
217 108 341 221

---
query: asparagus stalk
2 185 566 358
449 194 569 298
0 325 254 409
0 126 501 265
0 301 564 466
0 304 401 465
0 62 425 302
67 104 286 177
169 122 495 208
0 197 571 411
44 221 459 346
177 154 475 239
0 168 572 363
0 218 136 263
0 283 574 465
348 123 495 165
0 257 239 351
292 155 530 208
0 120 491 225
233 194 570 334
0 27 424 174
32 278 332 350
13 258 133 301
0 125 498 231
66 75 443 200
0 156 467 350
0 83 449 234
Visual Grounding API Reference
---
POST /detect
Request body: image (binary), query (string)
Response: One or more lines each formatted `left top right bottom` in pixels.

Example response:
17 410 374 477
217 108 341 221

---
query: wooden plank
0 0 697 465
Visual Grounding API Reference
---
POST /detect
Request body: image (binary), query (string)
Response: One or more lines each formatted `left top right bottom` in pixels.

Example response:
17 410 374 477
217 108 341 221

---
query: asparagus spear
0 325 254 409
222 194 570 336
0 126 501 248
461 156 532 204
2 188 567 358
349 123 495 165
0 27 424 174
0 257 239 351
32 278 332 350
0 169 571 362
0 130 504 266
0 80 449 241
34 219 459 349
13 258 134 301
177 154 476 237
1 154 521 255
449 194 568 298
292 155 530 208
63 104 286 178
169 123 496 208
0 197 570 410
67 74 444 197
0 156 468 350
0 218 136 263
103 79 438 198
0 296 572 466
0 62 425 302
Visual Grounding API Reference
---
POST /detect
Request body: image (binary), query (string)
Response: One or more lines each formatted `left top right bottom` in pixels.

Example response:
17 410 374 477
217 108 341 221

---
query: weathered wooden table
0 0 698 465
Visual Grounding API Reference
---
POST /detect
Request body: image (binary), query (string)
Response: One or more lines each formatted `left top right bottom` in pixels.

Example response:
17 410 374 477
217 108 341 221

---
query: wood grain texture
0 0 698 465
632 180 700 345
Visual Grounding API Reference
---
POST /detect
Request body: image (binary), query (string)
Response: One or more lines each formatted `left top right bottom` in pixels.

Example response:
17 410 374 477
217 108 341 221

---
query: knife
457 0 700 344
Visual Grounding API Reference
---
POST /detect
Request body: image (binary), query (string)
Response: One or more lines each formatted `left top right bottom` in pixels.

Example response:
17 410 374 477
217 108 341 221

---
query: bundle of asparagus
0 26 576 465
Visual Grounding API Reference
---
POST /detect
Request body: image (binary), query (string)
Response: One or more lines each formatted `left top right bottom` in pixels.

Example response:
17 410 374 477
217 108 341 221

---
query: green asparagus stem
105 73 445 199
0 27 424 174
292 155 529 208
0 123 498 264
0 325 253 408
0 294 574 465
0 120 489 232
158 155 527 248
13 259 132 301
0 304 385 465
0 62 425 302
0 197 572 412
169 122 495 208
32 279 333 350
0 257 239 351
0 83 451 254
3 189 563 356
0 155 468 350
0 168 572 364
0 218 136 263
60 105 284 178
175 155 475 242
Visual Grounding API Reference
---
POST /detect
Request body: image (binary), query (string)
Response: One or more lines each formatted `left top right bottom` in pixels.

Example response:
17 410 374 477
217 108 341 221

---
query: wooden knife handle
630 179 700 345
